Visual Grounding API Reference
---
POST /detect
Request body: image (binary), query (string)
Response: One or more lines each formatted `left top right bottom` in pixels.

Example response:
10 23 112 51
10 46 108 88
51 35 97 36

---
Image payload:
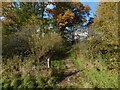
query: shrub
2 27 33 59
30 31 63 65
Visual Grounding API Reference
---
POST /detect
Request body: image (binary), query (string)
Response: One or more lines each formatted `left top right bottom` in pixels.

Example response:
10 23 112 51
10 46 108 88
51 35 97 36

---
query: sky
44 1 99 18
81 1 99 17
80 1 99 25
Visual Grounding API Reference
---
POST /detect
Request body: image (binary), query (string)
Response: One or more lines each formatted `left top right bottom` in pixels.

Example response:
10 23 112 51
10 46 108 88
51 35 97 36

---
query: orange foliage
47 2 90 29
82 17 86 23
57 9 75 28
83 5 90 12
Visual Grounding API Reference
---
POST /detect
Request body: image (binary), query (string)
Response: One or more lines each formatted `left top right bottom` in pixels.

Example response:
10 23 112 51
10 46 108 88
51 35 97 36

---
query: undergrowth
70 42 118 88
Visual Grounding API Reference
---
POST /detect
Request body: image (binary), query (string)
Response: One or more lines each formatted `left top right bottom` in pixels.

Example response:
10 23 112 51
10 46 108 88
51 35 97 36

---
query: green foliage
2 33 32 58
2 12 65 88
30 31 63 61
51 60 65 70
2 14 63 60
85 2 119 74
2 2 40 36
71 42 118 88
91 2 119 50
51 61 64 80
2 79 11 89
10 75 22 88
83 68 118 88
35 76 45 88
2 55 65 89
2 1 119 89
21 75 36 88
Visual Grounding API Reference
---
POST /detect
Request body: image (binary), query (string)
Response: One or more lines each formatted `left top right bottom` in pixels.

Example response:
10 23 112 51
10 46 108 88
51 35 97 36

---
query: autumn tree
46 2 91 43
2 2 91 41
91 2 119 52
87 2 119 70
2 2 48 36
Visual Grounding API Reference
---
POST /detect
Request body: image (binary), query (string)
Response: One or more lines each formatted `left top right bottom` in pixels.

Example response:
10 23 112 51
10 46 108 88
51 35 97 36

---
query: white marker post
47 58 50 68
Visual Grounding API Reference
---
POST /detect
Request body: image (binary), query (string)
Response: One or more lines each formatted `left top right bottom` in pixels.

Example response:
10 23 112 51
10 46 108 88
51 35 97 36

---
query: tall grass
70 41 118 88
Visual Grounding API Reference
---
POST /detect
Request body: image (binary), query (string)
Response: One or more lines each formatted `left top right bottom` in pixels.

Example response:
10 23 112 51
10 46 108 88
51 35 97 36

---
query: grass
1 55 66 89
70 53 118 88
51 59 65 70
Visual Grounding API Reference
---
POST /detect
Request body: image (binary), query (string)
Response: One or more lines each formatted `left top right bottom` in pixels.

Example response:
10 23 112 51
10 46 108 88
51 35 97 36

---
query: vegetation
1 1 119 89
71 42 118 88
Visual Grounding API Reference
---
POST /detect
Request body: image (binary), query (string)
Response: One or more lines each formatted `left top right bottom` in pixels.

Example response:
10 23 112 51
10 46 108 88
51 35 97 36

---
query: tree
2 2 91 43
46 2 91 43
2 2 45 36
87 2 119 72
2 2 50 59
91 2 119 51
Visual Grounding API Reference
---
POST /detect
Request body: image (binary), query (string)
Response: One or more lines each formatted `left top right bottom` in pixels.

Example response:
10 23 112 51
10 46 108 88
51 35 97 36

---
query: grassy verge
70 53 118 88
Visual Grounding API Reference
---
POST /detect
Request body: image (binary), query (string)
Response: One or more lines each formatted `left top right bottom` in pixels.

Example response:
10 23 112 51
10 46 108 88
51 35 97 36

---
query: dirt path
56 57 82 88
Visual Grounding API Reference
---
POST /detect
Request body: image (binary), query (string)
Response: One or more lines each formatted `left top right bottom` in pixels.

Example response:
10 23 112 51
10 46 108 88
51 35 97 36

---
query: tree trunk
41 2 45 18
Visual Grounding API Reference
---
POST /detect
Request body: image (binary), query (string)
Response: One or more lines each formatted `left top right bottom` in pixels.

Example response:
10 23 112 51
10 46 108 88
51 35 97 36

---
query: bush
2 32 32 59
2 15 63 62
30 31 63 65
